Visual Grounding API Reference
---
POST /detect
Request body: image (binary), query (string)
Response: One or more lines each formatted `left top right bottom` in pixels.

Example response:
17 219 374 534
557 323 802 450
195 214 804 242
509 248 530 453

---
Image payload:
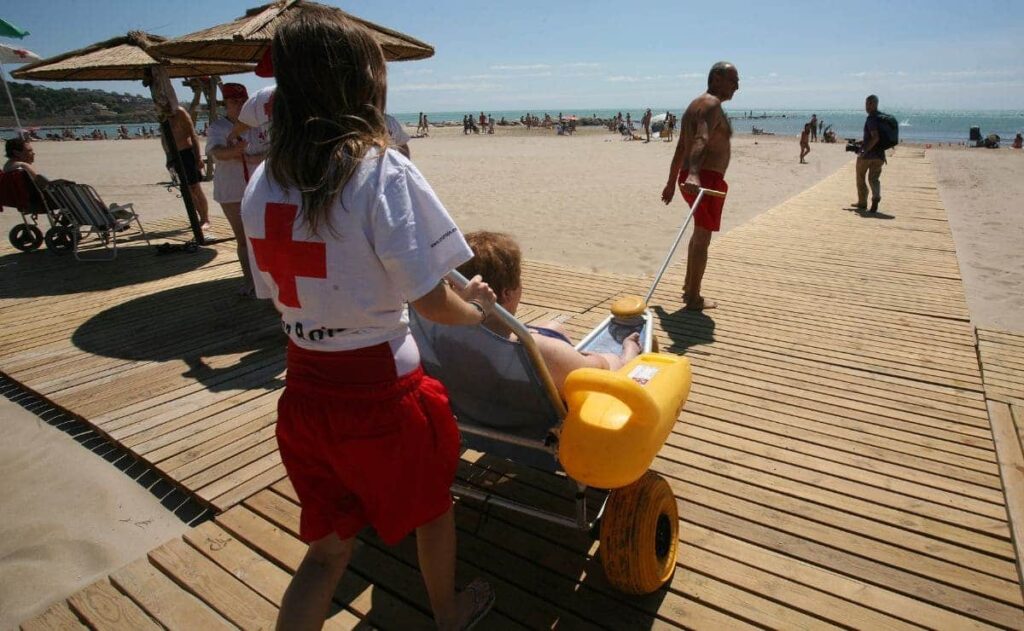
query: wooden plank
210 462 288 510
681 522 996 631
988 399 1024 608
65 579 162 631
19 601 88 631
148 538 279 629
108 557 235 631
183 520 361 630
215 502 454 629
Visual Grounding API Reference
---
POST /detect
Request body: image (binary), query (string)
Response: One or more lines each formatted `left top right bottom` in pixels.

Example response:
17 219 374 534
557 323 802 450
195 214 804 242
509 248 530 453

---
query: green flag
0 19 29 39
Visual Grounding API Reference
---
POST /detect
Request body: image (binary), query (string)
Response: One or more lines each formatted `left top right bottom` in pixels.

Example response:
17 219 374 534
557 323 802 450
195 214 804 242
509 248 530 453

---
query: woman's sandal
459 578 495 631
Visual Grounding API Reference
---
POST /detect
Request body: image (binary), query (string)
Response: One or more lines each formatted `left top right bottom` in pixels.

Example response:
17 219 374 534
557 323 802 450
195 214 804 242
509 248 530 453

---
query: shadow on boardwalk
72 277 285 392
653 305 717 355
0 244 216 298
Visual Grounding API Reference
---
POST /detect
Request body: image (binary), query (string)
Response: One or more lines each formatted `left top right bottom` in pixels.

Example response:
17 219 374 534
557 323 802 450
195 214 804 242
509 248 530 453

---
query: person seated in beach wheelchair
410 231 693 595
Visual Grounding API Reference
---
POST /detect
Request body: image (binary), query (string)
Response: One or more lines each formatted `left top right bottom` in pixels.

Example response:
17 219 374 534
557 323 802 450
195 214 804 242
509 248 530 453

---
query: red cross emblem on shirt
249 203 326 308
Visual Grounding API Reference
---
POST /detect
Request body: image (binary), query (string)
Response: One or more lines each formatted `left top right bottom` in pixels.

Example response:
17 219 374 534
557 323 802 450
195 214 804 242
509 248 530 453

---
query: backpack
875 112 899 151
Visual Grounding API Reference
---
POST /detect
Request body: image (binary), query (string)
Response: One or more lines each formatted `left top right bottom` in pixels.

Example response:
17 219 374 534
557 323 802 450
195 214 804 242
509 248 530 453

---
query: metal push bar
644 187 727 304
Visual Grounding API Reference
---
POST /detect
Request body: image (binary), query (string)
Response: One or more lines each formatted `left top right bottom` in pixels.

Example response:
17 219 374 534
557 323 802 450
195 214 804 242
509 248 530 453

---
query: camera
845 139 862 153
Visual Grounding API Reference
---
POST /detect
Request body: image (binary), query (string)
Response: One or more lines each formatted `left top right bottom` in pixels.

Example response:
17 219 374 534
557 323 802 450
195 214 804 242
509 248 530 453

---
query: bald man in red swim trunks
660 61 739 311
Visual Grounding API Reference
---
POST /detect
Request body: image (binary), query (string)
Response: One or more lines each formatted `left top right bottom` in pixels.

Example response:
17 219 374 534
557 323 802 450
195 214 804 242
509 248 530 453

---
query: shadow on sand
73 277 285 392
0 241 217 299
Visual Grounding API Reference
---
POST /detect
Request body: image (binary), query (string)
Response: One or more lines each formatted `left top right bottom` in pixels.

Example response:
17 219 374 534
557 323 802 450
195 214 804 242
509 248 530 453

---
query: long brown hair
267 5 389 235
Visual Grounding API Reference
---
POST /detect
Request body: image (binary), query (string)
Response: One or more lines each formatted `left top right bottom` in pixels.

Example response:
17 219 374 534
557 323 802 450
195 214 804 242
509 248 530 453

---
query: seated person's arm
411 276 495 326
535 332 640 394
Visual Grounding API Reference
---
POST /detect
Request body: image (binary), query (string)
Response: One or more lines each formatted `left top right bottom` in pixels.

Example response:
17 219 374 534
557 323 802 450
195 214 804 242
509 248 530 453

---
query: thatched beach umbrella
10 31 254 81
12 32 256 246
151 0 434 64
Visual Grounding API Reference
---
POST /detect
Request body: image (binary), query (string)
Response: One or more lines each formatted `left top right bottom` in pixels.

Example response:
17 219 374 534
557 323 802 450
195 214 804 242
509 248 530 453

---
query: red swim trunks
678 169 728 232
276 341 460 546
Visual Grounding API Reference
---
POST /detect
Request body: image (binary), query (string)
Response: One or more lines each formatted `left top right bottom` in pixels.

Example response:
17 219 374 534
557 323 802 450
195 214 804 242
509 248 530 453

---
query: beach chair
0 168 67 252
41 180 150 261
410 270 692 595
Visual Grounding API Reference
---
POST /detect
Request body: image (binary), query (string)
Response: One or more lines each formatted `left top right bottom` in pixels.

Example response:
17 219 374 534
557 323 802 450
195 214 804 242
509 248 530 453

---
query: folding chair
42 180 151 261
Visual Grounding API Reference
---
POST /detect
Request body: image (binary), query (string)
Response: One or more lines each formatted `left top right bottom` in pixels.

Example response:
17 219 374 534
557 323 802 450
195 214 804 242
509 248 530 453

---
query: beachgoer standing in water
660 61 739 311
809 113 818 142
241 8 497 630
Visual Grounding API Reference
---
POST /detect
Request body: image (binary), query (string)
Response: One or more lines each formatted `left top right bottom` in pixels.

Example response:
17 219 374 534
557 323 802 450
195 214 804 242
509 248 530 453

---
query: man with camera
854 94 885 213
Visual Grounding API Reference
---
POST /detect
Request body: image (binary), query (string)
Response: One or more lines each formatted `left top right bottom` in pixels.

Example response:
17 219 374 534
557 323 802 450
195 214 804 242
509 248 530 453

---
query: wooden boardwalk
8 149 1024 629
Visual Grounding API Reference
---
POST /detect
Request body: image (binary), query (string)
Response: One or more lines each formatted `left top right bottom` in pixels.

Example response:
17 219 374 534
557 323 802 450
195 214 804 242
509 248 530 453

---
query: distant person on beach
809 114 818 142
421 114 430 136
854 94 885 213
660 61 739 311
818 119 824 138
642 108 653 142
206 83 268 297
416 112 426 136
800 123 811 163
1013 133 1022 149
240 8 497 630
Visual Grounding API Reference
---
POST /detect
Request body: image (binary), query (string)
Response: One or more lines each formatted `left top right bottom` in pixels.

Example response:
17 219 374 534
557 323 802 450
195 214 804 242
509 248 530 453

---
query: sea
3 109 1022 144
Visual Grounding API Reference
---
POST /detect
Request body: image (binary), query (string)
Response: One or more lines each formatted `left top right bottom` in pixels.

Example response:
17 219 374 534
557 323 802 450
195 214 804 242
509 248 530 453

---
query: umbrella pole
159 119 206 246
149 72 205 246
0 63 24 133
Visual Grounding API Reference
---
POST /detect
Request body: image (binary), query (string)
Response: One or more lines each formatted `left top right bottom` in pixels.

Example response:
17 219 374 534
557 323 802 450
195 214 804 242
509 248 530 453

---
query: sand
1 127 1021 624
930 146 1024 332
0 394 189 628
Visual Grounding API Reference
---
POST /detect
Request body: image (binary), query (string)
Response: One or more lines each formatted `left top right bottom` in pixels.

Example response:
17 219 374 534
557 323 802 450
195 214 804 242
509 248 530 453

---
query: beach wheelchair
411 281 690 594
0 168 69 252
412 187 723 594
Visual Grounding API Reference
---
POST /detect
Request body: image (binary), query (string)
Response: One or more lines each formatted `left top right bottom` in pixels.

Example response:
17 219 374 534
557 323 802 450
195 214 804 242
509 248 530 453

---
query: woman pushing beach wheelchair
240 6 722 629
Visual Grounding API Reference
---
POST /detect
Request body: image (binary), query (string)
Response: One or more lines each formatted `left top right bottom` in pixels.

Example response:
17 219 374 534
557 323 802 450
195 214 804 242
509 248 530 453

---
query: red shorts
276 341 461 545
679 169 728 232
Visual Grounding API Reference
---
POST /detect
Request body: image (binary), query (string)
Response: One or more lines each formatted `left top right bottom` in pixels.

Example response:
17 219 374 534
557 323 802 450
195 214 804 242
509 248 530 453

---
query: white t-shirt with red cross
240 147 472 354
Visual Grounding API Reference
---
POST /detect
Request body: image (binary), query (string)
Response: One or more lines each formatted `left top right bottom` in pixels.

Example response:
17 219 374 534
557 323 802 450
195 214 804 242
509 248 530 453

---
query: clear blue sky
3 0 1022 112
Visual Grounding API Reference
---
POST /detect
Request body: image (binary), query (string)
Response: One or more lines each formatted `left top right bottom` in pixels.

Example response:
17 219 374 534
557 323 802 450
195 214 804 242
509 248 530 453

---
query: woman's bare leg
220 201 254 294
276 533 354 631
415 507 491 630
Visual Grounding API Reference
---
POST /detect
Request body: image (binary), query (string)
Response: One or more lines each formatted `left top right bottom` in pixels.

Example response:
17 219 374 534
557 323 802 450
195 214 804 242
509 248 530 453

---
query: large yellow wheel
599 471 678 594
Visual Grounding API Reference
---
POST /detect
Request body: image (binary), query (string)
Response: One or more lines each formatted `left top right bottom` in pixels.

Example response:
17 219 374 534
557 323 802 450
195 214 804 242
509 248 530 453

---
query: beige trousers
855 157 884 206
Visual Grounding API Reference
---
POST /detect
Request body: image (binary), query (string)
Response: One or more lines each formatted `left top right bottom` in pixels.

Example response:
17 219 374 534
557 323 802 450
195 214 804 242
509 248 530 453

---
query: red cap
221 83 249 100
255 47 274 77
